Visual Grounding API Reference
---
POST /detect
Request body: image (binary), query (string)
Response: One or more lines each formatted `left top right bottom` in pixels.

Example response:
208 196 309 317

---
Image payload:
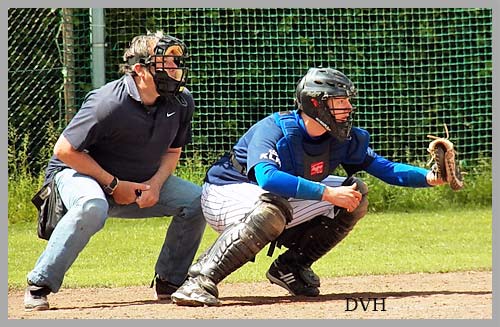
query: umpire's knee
77 198 108 233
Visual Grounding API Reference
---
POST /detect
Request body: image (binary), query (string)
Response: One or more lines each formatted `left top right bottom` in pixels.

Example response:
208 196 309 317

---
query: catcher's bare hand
322 184 362 212
426 169 445 186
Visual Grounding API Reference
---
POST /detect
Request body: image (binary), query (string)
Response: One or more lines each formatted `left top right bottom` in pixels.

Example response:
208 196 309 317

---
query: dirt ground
8 270 492 319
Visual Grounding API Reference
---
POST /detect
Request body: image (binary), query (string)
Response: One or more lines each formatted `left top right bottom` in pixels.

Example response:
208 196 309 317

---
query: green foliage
8 174 44 226
8 124 30 177
174 154 209 186
8 207 491 289
8 118 62 175
8 122 58 225
36 120 60 167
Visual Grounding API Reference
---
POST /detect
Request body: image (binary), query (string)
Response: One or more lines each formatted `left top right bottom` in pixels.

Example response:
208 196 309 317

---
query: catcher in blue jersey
171 67 452 306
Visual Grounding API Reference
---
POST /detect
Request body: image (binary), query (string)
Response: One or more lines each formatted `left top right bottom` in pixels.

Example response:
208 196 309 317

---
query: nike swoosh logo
166 112 176 117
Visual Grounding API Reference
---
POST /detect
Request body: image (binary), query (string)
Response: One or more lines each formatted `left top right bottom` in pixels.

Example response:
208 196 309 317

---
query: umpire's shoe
266 259 320 297
24 283 50 311
171 275 221 307
150 274 180 300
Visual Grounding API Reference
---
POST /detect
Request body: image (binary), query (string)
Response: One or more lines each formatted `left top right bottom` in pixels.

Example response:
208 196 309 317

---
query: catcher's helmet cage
295 67 357 141
128 35 189 97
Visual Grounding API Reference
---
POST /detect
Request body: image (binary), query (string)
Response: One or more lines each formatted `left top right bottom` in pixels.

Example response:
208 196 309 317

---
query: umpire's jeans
27 168 206 293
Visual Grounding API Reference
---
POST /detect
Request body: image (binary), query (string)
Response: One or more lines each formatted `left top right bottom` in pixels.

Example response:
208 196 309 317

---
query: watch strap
103 176 119 195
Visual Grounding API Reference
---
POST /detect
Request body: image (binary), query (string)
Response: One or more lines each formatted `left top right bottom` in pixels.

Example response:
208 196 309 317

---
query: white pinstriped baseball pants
201 176 348 233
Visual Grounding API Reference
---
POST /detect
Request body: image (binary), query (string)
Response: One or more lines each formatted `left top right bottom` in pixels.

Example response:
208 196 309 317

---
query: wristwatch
102 176 119 195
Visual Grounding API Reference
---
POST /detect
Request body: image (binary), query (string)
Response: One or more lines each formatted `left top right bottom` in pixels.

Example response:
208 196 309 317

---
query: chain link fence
8 8 492 174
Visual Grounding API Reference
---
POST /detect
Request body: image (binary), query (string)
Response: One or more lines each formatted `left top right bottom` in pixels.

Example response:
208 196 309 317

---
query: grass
8 207 491 290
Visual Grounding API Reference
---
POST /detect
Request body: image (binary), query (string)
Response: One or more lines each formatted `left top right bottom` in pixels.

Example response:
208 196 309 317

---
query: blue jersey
205 110 430 200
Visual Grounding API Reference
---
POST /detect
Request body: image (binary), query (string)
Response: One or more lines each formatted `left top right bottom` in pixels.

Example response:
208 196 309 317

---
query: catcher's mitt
427 124 464 191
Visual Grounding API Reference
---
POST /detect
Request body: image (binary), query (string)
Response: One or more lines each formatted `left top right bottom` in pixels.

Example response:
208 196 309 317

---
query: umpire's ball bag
31 177 67 240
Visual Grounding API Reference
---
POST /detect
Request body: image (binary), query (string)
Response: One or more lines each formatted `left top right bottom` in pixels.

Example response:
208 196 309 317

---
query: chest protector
273 111 370 182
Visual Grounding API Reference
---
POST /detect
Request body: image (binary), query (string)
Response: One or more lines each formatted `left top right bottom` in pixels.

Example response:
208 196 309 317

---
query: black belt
229 150 247 175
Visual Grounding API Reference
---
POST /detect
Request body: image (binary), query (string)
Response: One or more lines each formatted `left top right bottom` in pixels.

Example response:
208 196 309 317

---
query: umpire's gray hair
119 30 165 75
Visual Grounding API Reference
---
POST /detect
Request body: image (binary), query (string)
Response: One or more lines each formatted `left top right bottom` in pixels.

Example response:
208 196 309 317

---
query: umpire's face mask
150 42 189 97
127 36 189 97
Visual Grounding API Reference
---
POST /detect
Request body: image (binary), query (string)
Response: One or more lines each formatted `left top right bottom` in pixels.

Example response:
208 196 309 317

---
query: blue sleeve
254 162 325 200
365 153 431 187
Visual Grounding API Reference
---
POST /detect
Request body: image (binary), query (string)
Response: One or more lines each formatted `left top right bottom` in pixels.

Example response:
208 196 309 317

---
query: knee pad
191 193 292 284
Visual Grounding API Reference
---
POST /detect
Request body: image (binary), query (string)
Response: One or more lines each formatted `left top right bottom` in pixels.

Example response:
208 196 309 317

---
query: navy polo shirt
45 74 195 183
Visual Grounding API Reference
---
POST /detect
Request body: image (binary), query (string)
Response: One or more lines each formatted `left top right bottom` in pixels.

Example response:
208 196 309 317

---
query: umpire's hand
134 179 163 208
112 181 150 205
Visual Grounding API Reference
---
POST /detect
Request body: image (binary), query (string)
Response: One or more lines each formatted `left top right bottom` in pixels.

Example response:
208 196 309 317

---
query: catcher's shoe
150 274 180 300
266 259 320 297
171 276 221 307
24 284 50 311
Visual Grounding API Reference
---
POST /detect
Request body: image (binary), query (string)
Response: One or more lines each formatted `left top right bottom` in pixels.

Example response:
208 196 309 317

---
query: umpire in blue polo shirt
24 31 207 311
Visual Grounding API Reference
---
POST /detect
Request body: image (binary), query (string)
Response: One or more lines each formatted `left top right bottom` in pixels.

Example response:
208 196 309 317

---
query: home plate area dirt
8 271 491 319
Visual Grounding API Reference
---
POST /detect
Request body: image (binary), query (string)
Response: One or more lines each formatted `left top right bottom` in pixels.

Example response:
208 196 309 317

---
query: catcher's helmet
295 67 357 141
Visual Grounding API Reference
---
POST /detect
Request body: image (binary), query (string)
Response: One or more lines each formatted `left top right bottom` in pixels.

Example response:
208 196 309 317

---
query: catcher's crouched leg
171 193 292 306
267 177 368 296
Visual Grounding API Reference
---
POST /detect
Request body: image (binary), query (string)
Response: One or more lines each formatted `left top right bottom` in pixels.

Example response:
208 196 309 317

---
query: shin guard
191 193 292 284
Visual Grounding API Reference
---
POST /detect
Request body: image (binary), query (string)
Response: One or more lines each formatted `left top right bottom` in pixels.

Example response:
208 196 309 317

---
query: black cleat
150 274 180 300
266 259 320 297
